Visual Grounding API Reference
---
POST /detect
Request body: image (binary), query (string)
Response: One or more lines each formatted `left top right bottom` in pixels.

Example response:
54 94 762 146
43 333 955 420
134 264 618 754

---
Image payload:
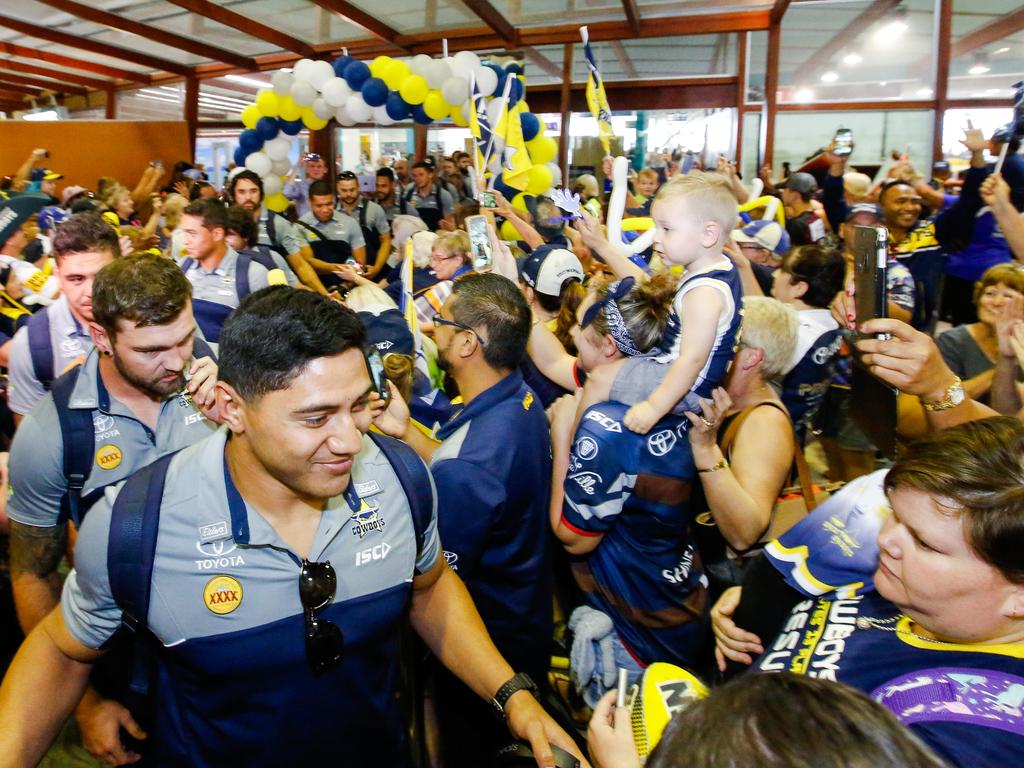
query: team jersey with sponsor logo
430 371 553 679
8 348 218 528
754 589 1024 768
561 402 707 667
62 428 439 766
778 308 842 432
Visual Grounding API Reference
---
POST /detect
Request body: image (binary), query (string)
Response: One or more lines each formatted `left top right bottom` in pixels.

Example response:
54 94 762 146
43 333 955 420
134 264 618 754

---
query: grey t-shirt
936 324 995 403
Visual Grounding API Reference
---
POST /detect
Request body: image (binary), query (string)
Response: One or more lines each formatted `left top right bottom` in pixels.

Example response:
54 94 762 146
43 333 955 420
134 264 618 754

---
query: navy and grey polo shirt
62 428 440 766
8 348 218 529
180 246 272 344
778 308 842 432
430 371 553 679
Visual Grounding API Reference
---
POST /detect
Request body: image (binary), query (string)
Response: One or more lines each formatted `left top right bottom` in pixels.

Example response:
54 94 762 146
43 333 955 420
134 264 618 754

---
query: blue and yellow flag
581 26 613 156
468 73 496 183
399 237 421 355
495 86 532 191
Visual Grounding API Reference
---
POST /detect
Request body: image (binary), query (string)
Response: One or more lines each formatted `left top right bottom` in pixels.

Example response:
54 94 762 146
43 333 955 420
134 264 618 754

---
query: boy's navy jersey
778 308 842 432
61 428 439 766
656 258 743 399
561 402 708 667
754 589 1024 768
430 372 553 678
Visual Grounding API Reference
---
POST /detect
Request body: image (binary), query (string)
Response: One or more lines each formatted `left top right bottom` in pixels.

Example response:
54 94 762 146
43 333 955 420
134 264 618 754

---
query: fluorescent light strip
133 92 181 104
199 92 252 105
224 74 271 89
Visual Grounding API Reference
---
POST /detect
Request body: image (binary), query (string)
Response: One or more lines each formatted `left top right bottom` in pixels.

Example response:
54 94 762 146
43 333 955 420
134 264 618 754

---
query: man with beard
337 171 391 279
227 170 327 294
376 167 413 223
7 253 219 764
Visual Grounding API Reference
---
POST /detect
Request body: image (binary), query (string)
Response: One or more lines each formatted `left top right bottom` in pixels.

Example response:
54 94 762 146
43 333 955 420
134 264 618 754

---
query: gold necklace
855 615 943 644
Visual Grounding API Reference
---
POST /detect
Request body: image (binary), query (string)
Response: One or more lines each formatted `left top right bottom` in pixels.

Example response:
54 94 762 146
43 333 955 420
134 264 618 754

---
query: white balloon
244 151 272 177
308 60 335 91
311 98 334 120
345 94 372 123
292 58 316 83
271 157 292 175
320 77 352 108
452 50 480 78
547 162 562 188
373 104 394 126
486 155 502 174
476 65 499 97
486 96 505 126
290 80 318 106
271 70 294 97
264 136 291 162
411 54 432 75
441 76 469 107
262 174 283 197
461 102 471 122
425 59 451 89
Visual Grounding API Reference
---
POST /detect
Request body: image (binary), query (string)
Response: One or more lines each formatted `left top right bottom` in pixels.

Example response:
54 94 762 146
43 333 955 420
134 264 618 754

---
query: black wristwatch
491 672 539 720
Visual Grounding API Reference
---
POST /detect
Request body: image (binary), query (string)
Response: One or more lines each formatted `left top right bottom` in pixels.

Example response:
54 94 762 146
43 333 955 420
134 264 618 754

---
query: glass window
948 1 1024 100
741 110 762 182
117 84 183 121
777 0 936 104
747 31 767 104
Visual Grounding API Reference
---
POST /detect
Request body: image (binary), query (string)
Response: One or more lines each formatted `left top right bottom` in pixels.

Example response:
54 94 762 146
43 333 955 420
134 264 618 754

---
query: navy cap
358 307 414 357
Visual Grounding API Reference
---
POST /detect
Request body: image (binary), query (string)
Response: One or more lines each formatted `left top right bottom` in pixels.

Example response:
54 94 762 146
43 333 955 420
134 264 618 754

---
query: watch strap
920 376 964 411
491 672 538 720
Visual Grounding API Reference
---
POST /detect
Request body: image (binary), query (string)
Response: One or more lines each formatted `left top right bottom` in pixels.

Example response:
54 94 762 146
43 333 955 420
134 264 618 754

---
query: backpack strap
108 453 175 636
359 202 367 231
26 307 54 391
180 257 195 272
368 432 433 556
235 252 252 300
51 366 95 527
295 219 333 241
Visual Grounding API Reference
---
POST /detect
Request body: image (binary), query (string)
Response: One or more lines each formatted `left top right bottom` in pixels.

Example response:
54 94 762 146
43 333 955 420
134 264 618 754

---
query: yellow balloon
383 60 411 91
241 104 261 129
450 103 468 127
500 219 521 241
738 195 786 226
423 90 449 121
302 107 328 131
265 192 290 213
370 55 393 78
621 217 654 231
399 75 429 106
511 192 530 213
255 90 279 118
519 100 530 114
527 135 557 165
525 163 553 195
278 95 302 122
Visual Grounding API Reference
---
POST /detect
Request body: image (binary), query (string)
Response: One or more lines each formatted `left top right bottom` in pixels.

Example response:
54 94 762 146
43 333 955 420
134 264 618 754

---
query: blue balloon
411 104 432 125
332 55 354 77
520 111 540 142
361 77 388 107
343 60 371 91
505 62 524 76
280 119 303 136
492 174 518 199
233 147 248 167
385 91 411 121
507 77 524 106
239 129 263 154
487 63 507 93
255 116 279 140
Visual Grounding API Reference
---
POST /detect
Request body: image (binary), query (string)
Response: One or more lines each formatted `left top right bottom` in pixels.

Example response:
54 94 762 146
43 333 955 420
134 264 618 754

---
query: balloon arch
234 50 560 213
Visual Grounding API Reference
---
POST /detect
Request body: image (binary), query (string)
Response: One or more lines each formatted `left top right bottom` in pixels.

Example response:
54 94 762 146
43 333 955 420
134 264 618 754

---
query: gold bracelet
697 458 729 474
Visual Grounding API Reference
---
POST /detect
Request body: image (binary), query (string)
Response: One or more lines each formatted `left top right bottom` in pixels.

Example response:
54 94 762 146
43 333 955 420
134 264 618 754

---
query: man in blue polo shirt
0 287 581 768
377 273 553 766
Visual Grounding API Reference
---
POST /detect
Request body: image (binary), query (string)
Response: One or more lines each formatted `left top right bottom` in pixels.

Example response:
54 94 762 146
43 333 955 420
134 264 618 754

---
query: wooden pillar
557 42 573 186
184 75 199 161
932 0 952 161
735 32 747 168
309 123 337 190
763 19 781 170
104 85 116 119
414 123 428 162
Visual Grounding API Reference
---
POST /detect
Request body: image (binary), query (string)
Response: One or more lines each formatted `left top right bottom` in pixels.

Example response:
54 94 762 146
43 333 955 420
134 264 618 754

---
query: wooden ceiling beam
32 0 256 70
522 46 563 80
770 0 792 25
0 57 112 89
0 70 86 95
0 82 41 96
459 0 519 47
0 13 191 76
797 0 899 80
621 0 641 36
0 40 149 83
162 0 320 59
308 0 410 52
951 6 1024 59
608 40 637 80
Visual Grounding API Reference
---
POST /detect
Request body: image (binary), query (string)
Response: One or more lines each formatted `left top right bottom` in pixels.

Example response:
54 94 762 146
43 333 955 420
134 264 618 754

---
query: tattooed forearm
9 521 67 579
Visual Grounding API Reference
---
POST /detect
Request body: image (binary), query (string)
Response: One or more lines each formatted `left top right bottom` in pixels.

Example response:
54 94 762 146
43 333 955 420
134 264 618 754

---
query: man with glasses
0 286 583 768
376 274 555 766
337 171 391 280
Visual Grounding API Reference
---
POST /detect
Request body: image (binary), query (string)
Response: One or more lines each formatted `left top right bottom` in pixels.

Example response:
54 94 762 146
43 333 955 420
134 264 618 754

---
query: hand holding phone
465 214 493 270
478 191 497 208
832 127 854 158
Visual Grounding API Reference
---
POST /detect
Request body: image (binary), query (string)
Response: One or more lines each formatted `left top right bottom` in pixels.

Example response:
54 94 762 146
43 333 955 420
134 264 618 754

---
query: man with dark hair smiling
0 286 583 768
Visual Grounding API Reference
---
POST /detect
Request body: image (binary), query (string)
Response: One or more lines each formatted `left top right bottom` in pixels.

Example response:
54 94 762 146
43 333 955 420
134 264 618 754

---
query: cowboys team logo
204 575 242 615
350 499 386 538
647 429 677 457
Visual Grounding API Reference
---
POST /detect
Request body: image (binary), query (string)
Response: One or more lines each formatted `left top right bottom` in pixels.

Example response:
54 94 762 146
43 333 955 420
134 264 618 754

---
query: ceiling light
875 6 909 42
916 87 933 97
842 52 862 65
994 47 1009 55
879 81 888 86
821 71 839 83
224 75 271 89
968 52 990 75
794 88 814 103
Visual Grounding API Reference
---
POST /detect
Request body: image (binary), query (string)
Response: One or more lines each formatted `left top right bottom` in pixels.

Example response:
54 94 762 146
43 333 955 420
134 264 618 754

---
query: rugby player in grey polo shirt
0 287 584 768
295 180 367 285
337 172 391 280
7 253 219 764
8 213 116 421
226 170 327 295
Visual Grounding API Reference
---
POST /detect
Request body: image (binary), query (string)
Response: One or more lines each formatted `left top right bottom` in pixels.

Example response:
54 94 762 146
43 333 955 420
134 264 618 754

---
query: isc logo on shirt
355 542 391 566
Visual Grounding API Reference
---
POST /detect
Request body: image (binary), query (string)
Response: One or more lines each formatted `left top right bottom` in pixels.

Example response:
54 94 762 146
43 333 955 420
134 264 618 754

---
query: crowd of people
0 123 1020 768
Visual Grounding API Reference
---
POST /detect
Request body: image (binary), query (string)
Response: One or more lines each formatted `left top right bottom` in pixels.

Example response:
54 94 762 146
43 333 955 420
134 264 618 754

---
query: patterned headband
580 277 644 357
